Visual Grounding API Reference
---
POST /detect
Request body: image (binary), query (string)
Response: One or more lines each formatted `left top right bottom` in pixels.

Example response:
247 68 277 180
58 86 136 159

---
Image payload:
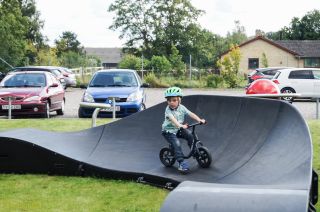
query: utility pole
141 54 144 81
189 54 192 81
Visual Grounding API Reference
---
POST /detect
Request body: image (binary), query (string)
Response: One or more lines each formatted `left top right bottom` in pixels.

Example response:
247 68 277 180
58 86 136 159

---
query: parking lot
60 87 319 120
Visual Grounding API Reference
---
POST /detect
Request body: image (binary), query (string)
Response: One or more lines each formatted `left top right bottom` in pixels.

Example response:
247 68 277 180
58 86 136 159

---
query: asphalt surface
0 95 313 211
63 87 319 120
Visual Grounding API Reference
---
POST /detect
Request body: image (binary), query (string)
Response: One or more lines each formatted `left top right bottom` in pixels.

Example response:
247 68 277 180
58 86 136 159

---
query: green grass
0 175 167 212
0 118 319 210
0 118 112 132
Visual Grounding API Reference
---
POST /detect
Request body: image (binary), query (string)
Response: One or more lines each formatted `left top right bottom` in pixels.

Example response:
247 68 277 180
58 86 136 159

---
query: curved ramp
0 95 313 211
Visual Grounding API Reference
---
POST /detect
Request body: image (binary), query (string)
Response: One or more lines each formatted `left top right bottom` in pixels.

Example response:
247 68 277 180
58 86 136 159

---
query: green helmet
164 87 183 98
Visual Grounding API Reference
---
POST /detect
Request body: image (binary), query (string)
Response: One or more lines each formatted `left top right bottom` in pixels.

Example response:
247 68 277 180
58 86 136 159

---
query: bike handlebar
186 121 207 129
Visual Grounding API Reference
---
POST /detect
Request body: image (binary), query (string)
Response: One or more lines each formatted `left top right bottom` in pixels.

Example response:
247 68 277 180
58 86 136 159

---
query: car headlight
83 92 95 102
127 91 143 102
24 96 41 102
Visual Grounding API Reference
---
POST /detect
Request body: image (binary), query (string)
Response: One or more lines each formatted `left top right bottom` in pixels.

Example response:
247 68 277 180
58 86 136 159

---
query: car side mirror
50 83 59 87
80 84 87 89
141 83 150 88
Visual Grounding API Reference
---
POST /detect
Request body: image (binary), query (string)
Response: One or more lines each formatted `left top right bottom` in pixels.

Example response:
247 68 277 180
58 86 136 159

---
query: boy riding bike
161 87 206 173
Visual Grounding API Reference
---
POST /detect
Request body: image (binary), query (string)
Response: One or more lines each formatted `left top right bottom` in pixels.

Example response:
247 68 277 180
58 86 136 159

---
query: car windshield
0 73 46 87
89 72 138 87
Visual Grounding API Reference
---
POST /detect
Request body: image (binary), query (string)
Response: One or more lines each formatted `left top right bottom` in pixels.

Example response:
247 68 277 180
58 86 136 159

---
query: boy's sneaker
178 161 189 173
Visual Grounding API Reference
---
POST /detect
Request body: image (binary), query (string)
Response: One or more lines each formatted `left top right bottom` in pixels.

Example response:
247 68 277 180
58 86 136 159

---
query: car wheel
140 103 146 111
42 102 50 118
78 107 89 118
281 87 295 102
56 100 65 115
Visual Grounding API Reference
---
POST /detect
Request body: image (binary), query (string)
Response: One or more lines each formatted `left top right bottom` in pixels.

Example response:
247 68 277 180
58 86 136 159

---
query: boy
161 87 205 173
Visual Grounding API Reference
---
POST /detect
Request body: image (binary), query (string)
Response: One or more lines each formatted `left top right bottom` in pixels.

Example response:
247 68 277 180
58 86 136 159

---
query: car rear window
288 70 314 79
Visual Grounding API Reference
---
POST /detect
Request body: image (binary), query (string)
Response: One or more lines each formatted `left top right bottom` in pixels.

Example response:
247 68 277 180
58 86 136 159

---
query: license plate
2 105 22 110
102 106 120 112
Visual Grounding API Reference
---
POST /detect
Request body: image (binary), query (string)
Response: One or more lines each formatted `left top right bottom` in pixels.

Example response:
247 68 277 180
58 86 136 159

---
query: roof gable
84 48 122 63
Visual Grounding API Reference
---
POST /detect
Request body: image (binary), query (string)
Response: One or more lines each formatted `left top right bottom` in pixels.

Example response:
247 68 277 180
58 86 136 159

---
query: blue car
78 69 148 118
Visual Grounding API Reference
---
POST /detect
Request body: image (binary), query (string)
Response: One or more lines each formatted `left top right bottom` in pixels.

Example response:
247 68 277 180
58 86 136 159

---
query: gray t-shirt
162 104 191 134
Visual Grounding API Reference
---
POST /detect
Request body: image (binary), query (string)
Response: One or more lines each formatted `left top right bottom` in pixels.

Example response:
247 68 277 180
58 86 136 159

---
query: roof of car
96 69 137 73
275 67 320 72
8 71 50 75
256 67 292 71
14 66 60 70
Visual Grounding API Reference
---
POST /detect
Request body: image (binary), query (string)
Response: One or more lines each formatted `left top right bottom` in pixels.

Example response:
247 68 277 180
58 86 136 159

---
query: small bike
159 122 212 168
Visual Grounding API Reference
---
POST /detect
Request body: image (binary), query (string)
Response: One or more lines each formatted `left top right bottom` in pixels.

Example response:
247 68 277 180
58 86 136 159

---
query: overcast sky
35 0 319 48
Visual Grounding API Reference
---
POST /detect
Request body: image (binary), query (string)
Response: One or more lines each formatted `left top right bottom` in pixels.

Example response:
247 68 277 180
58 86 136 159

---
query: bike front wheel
159 147 176 167
196 146 212 168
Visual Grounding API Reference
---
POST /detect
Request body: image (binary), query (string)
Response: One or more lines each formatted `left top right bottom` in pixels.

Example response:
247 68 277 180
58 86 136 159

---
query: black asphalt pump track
0 95 317 211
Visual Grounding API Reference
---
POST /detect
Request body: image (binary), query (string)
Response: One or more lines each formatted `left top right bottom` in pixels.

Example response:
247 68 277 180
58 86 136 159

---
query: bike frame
181 123 203 159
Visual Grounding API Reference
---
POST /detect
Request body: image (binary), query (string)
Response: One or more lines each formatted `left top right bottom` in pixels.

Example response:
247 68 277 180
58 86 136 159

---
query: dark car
0 72 5 82
78 69 148 118
247 67 292 83
11 66 67 89
0 71 65 118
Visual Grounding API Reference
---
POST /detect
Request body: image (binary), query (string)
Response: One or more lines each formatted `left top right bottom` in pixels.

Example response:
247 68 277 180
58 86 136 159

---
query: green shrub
144 72 169 88
206 74 224 88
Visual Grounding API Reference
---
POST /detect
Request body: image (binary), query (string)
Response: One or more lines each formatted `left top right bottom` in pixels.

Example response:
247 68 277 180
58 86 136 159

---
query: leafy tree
118 54 140 70
168 45 185 76
0 0 28 70
55 31 83 57
35 47 60 66
267 10 320 40
108 0 157 55
261 52 268 67
108 0 203 57
225 20 247 46
217 45 241 88
19 0 46 64
19 0 45 47
150 55 171 73
59 51 84 68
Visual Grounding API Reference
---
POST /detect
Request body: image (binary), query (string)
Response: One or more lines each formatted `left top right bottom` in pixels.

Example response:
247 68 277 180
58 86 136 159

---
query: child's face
167 97 180 108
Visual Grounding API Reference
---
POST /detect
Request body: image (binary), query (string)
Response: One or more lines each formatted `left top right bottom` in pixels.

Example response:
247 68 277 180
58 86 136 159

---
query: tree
118 54 141 70
225 20 247 46
150 55 171 73
261 52 268 67
19 0 45 47
217 45 241 88
35 47 60 66
108 0 203 57
59 51 84 68
0 0 28 70
55 31 83 56
168 45 185 76
267 10 320 40
108 0 157 55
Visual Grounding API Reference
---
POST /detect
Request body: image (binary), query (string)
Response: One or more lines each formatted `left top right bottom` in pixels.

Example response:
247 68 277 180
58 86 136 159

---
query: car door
48 74 63 109
288 70 314 96
312 69 320 96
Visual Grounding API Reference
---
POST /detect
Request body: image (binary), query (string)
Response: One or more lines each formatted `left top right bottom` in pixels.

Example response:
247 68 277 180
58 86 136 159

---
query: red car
0 71 65 118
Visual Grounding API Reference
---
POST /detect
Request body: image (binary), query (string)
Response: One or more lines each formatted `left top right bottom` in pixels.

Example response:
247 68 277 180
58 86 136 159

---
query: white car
272 68 320 101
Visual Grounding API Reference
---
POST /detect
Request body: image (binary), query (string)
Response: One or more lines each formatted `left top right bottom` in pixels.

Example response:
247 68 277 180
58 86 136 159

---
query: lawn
0 118 319 211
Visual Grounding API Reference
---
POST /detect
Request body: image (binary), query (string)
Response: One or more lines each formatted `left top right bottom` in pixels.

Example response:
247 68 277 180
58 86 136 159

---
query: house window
248 58 259 69
304 58 320 68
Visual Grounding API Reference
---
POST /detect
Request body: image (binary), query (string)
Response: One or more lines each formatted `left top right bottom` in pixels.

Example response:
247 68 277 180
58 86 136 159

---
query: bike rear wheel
196 146 212 168
159 147 176 167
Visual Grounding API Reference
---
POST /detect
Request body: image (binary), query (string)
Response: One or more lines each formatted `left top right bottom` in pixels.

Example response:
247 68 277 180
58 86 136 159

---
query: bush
206 74 224 88
144 72 169 88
